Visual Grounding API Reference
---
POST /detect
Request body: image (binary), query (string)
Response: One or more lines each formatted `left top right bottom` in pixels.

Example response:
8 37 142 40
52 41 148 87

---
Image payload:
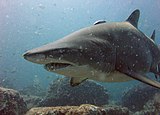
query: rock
26 104 130 115
133 110 157 115
22 95 42 110
121 83 159 111
38 78 109 107
19 78 46 97
153 93 160 111
0 87 27 115
133 93 160 115
0 74 15 88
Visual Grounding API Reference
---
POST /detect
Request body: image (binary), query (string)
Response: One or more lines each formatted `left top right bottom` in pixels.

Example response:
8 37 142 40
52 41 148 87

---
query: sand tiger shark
23 9 160 89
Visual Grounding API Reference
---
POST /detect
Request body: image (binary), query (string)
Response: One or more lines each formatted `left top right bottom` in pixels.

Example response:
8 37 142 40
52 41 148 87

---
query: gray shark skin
23 9 160 88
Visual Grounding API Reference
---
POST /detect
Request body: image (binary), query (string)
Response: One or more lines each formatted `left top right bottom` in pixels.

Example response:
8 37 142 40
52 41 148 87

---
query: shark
23 9 160 89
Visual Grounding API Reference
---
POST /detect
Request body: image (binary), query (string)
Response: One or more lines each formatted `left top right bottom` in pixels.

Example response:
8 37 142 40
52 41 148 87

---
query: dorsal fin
151 30 155 41
126 9 140 28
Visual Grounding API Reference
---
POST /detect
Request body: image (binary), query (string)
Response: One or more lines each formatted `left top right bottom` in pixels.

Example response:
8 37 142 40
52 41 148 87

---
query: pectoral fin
120 70 160 89
70 77 88 87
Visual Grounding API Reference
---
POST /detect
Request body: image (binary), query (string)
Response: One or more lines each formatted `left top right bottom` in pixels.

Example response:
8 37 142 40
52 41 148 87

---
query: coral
0 87 27 115
38 77 109 107
121 83 159 112
26 104 130 115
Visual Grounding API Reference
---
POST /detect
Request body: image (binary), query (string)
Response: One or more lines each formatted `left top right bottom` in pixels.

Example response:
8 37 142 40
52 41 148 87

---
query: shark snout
23 51 46 64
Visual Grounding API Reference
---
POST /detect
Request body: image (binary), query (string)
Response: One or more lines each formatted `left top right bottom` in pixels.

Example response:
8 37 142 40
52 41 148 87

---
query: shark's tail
150 30 160 81
150 30 160 80
157 64 160 80
158 44 160 80
154 64 160 81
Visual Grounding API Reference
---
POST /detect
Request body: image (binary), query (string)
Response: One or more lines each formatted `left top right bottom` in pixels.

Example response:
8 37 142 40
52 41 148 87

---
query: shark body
23 9 160 88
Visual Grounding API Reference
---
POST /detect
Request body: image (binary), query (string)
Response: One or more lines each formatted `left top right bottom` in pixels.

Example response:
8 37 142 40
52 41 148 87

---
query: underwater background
0 0 160 112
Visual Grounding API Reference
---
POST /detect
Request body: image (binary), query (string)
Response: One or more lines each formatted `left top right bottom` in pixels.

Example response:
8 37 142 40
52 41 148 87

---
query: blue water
0 0 160 101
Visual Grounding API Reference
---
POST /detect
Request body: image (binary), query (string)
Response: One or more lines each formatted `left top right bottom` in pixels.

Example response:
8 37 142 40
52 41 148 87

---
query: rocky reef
121 83 160 112
1 78 160 115
30 81 160 115
133 92 160 115
0 87 27 115
26 104 130 115
22 95 42 110
19 76 46 97
38 77 109 107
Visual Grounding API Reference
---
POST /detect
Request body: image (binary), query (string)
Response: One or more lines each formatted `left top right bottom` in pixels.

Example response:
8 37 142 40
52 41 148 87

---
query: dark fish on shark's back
23 9 160 89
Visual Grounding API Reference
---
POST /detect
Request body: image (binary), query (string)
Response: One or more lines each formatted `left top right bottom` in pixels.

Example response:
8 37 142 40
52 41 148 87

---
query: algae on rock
39 77 109 107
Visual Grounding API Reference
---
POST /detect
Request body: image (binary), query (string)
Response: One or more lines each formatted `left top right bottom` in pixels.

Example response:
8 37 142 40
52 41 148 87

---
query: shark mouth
44 63 72 71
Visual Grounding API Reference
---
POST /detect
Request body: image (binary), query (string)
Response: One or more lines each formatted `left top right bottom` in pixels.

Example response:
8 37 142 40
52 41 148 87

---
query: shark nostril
23 52 33 59
23 52 30 59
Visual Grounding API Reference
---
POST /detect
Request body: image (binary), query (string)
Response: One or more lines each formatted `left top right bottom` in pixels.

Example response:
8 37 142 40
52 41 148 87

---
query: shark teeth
44 63 72 71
